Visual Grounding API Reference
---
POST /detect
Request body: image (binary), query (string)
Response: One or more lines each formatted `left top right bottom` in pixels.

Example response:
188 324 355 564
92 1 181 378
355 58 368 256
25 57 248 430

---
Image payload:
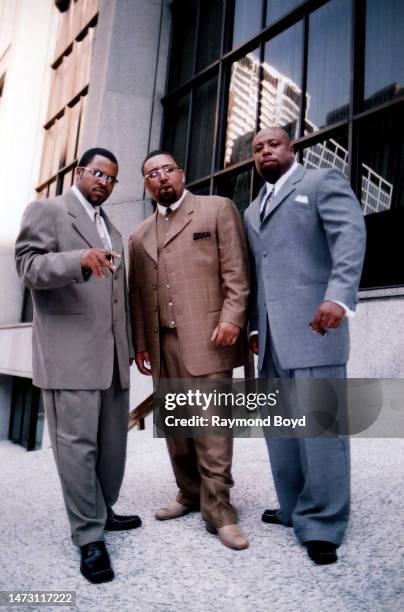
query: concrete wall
349 291 404 378
0 0 58 439
0 0 58 326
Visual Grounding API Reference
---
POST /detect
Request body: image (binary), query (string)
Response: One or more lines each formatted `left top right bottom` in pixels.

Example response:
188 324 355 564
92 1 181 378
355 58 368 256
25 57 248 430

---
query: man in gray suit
15 148 141 583
244 127 366 564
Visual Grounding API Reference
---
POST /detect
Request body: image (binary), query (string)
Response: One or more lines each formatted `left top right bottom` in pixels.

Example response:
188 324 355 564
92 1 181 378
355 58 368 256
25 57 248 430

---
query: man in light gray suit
244 127 366 564
15 148 141 583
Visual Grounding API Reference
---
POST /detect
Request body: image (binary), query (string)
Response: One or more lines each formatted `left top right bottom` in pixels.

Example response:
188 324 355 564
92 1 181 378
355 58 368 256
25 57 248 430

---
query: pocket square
193 232 211 240
295 194 309 204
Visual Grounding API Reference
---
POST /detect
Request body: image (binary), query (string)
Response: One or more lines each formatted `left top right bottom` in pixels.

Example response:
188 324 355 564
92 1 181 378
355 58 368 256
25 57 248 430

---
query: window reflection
305 0 351 131
232 0 263 48
168 2 197 90
260 21 303 139
188 77 218 182
163 95 190 170
224 50 260 166
303 133 349 177
217 170 252 216
364 0 404 109
266 0 301 25
359 109 403 214
197 0 223 71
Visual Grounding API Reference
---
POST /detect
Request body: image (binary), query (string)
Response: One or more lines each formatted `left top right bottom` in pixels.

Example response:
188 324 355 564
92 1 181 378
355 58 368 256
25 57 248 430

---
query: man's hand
310 301 346 334
249 333 259 355
211 322 240 347
135 351 152 376
81 248 121 278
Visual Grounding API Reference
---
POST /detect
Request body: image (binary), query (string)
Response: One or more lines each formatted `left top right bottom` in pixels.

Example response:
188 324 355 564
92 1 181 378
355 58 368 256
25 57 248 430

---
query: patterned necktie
260 186 275 223
94 210 110 249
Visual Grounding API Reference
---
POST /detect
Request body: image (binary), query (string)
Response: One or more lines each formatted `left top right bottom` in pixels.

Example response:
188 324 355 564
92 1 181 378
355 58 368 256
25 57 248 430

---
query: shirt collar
265 160 299 197
156 189 188 216
71 184 99 220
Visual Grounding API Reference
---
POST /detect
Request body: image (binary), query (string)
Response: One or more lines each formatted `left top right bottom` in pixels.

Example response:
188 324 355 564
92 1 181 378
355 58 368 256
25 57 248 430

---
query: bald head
253 127 294 182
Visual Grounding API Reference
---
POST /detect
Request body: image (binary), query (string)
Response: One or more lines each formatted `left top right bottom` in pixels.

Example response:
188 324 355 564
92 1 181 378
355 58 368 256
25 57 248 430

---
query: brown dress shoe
155 500 197 521
207 523 249 550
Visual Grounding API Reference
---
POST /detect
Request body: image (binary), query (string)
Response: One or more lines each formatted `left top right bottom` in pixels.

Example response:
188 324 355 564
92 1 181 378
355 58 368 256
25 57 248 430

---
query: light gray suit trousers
260 332 349 545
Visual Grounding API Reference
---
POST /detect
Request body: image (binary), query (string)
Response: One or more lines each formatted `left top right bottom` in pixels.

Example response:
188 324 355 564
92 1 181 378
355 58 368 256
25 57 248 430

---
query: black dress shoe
306 540 338 565
105 510 142 531
80 541 114 584
261 509 284 525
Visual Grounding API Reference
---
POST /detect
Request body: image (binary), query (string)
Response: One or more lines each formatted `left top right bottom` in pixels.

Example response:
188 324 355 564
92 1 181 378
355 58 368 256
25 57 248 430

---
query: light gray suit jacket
15 189 133 390
244 164 366 371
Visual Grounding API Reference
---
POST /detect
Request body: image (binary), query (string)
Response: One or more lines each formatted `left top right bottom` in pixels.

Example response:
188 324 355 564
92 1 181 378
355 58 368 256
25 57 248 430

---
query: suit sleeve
217 198 250 328
317 169 366 309
244 215 259 334
15 200 85 290
128 234 147 353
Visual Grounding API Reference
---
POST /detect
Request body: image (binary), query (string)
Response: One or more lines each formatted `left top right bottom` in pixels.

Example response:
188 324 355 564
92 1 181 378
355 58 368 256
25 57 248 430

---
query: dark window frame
162 0 404 290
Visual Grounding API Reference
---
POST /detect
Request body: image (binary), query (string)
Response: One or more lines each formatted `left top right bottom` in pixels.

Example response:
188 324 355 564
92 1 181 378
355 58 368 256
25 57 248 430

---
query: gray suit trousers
260 334 350 546
43 366 129 547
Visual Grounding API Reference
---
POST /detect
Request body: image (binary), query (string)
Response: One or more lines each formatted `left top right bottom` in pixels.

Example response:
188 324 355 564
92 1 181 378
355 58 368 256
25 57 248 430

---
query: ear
75 166 83 180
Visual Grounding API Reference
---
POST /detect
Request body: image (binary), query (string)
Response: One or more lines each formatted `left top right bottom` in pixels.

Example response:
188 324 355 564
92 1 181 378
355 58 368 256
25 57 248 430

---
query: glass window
163 94 190 171
216 169 252 216
359 109 403 215
188 77 218 182
364 0 404 109
260 21 303 139
192 183 211 196
266 0 301 25
359 107 404 288
232 0 263 49
168 2 197 90
305 0 352 131
224 50 260 167
302 130 349 177
197 0 223 71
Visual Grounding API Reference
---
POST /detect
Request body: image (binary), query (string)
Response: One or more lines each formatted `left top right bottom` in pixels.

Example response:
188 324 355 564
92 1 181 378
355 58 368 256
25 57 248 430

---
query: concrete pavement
0 427 402 612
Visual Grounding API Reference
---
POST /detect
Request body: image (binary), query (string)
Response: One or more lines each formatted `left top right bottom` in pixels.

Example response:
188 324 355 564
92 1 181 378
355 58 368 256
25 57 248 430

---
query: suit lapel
141 212 158 263
249 186 266 235
64 189 104 249
163 191 194 247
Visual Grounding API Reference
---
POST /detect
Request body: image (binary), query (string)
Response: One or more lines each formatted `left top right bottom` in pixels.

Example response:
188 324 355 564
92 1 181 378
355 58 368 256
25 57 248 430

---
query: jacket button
154 305 158 312
154 327 158 333
154 264 157 269
152 284 157 290
114 297 118 303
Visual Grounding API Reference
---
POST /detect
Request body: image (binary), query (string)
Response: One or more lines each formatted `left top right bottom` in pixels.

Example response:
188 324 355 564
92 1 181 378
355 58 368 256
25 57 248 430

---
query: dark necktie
166 207 173 216
260 186 275 223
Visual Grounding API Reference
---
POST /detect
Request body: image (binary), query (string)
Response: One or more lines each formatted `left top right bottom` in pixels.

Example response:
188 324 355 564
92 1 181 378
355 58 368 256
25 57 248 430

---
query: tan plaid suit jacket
128 191 250 379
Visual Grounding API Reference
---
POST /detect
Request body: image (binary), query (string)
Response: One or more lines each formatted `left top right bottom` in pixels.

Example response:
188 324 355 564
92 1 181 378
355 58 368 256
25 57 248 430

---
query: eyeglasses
79 167 118 185
144 165 180 181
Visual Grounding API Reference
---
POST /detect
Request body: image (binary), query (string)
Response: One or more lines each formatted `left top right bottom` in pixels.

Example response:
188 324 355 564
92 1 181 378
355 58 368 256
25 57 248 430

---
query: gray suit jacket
244 164 366 371
15 189 133 390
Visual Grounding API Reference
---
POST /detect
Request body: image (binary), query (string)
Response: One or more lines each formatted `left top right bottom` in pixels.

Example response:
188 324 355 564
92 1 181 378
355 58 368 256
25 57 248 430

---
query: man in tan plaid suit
128 150 250 549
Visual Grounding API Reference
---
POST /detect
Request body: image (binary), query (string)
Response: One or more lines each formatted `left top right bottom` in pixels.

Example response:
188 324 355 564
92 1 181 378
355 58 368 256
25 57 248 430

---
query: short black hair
78 147 118 169
141 149 177 175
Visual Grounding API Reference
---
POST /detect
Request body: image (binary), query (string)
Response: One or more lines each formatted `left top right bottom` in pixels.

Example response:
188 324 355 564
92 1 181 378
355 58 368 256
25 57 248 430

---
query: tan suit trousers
160 328 236 528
